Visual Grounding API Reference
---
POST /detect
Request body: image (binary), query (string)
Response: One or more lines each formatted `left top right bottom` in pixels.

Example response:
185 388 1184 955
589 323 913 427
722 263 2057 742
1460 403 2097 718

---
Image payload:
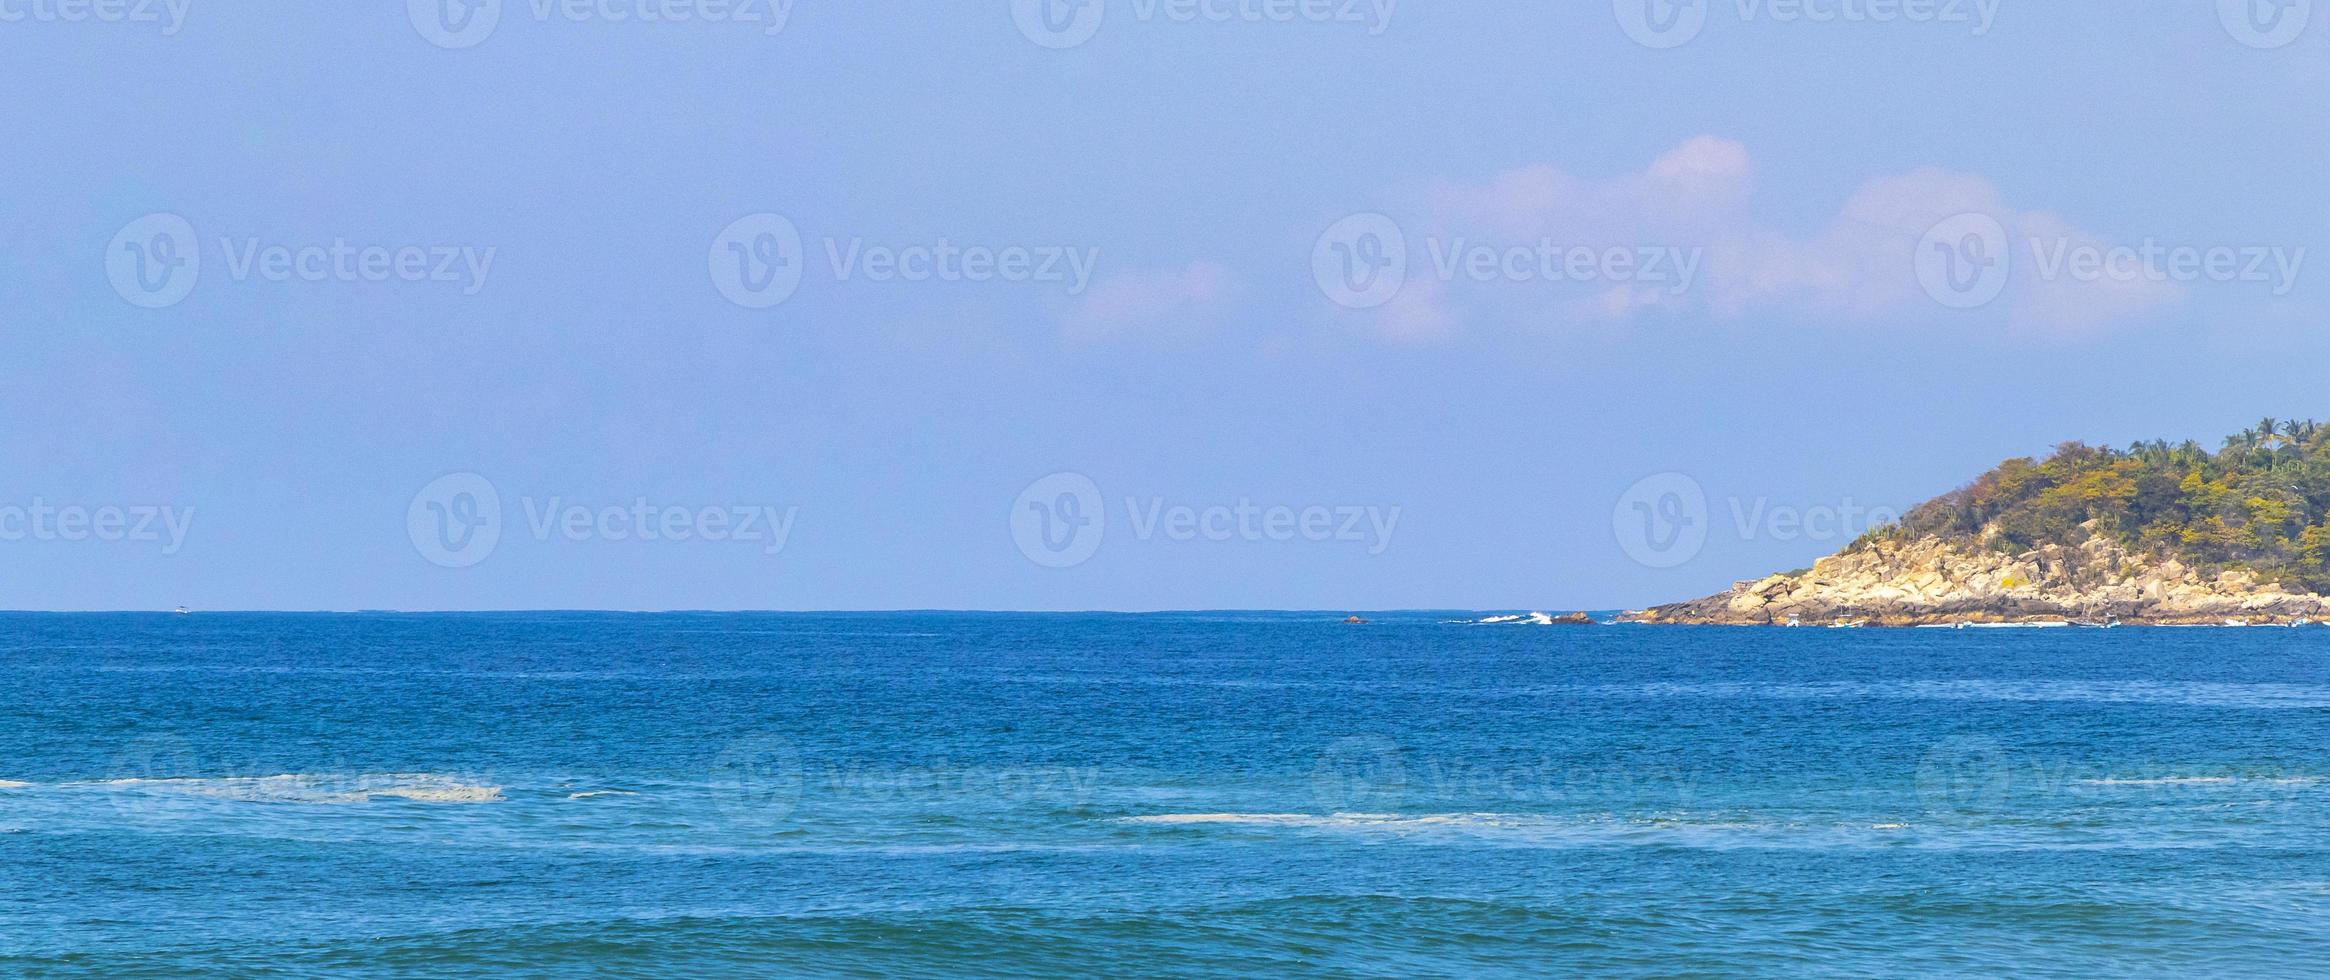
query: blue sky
4 1 2325 611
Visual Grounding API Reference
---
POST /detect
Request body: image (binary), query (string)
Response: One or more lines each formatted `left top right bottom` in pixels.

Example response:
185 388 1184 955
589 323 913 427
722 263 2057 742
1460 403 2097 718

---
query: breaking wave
68 773 503 805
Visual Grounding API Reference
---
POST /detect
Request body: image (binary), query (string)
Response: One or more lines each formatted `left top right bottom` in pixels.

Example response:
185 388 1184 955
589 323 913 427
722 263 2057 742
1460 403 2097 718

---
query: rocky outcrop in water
1629 526 2327 627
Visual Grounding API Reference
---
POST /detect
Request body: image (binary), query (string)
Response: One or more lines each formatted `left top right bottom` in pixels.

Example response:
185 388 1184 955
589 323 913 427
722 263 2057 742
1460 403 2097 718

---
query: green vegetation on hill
1864 418 2330 594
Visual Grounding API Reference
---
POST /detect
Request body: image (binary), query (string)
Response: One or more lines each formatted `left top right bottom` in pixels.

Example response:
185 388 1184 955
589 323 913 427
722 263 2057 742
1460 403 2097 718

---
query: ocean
2 612 2325 976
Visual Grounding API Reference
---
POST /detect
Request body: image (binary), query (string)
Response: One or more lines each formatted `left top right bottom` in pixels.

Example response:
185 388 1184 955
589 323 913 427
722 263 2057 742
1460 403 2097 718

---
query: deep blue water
2 612 2326 976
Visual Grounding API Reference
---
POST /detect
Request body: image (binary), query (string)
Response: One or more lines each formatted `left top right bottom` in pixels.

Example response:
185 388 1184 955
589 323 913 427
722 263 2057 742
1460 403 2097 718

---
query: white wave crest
2078 776 2316 787
75 773 503 804
1124 812 1516 829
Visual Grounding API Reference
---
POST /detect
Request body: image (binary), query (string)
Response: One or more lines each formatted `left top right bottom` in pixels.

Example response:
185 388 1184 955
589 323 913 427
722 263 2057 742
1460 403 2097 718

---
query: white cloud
1058 261 1233 343
1370 137 2185 338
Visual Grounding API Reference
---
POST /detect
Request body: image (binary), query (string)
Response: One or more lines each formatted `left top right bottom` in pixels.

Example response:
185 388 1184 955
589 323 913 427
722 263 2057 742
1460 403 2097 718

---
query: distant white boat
1784 616 1802 628
2225 619 2251 628
1828 620 1866 629
173 606 190 615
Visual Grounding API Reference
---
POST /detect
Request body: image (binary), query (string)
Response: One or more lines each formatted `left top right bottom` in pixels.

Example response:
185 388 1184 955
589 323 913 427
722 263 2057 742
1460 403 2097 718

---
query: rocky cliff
1629 523 2327 626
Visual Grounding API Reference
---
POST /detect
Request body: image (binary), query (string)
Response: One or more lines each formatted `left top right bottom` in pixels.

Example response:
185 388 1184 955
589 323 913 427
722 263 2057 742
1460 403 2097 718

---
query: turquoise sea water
2 612 2326 976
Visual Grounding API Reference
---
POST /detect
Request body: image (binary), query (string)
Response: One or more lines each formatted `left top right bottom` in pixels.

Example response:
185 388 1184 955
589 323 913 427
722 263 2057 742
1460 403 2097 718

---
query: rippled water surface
3 612 2326 975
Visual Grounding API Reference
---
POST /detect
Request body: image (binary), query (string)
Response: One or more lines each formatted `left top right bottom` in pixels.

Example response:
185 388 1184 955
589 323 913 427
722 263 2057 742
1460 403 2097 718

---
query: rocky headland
1625 421 2330 627
1628 527 2326 626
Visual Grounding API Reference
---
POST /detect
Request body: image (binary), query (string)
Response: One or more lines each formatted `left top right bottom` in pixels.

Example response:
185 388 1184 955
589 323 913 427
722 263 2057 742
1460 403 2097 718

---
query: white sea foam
567 790 640 800
1125 812 1564 830
74 773 502 804
2077 776 2316 787
0 780 31 789
1585 679 2330 710
1114 812 2261 851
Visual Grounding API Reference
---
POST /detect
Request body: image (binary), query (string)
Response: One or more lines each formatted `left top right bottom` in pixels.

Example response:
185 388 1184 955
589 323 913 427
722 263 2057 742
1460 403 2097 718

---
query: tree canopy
1865 419 2330 593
